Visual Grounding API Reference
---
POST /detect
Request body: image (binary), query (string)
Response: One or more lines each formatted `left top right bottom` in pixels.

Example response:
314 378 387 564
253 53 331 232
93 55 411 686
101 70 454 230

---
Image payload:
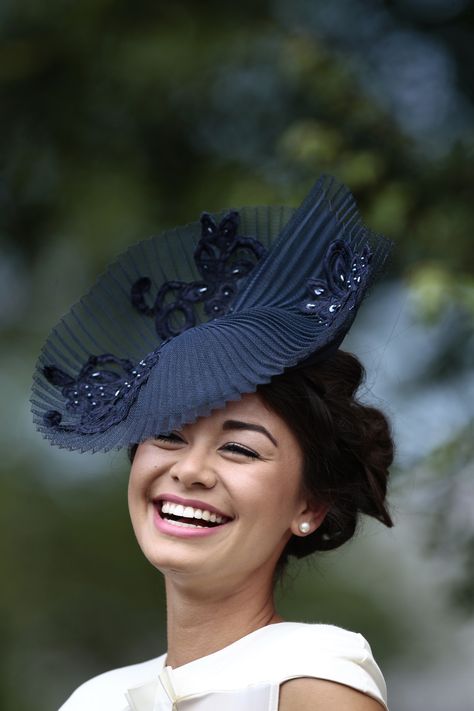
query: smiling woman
128 394 313 593
32 176 394 710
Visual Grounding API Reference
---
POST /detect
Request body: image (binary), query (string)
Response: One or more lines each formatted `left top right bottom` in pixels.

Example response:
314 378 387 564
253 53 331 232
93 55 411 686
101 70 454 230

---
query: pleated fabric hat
31 175 392 453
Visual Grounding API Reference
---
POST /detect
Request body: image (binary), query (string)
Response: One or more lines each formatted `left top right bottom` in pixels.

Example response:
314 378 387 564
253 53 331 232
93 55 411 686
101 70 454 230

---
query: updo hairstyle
257 349 394 561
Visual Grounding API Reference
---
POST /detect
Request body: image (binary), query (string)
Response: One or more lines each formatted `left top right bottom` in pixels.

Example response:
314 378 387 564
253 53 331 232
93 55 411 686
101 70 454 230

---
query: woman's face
128 392 325 588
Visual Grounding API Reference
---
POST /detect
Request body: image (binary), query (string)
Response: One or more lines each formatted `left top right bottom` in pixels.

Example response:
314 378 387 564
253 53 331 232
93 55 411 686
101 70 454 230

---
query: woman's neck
164 574 283 668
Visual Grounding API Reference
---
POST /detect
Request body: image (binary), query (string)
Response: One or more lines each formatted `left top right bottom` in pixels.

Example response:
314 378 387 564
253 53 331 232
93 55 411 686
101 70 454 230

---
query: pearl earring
299 521 311 534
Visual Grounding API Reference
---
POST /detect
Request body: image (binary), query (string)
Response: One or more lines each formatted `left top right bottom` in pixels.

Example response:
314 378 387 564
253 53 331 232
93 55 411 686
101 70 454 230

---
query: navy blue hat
31 175 392 453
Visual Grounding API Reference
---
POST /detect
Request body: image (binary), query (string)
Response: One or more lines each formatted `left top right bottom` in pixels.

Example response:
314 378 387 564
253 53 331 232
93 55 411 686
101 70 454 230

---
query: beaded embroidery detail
300 239 372 324
43 350 161 434
131 211 267 339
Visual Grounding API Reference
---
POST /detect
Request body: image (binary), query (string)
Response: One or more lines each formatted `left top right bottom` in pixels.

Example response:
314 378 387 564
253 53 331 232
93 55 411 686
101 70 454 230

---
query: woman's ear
291 501 329 537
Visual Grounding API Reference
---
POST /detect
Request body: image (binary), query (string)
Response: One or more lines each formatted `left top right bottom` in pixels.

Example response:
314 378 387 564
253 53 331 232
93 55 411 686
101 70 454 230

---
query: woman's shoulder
279 676 387 711
57 653 166 711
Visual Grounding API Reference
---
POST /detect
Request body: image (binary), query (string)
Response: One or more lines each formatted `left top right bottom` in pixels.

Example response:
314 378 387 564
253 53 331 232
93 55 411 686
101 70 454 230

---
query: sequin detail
42 350 161 434
131 211 267 339
300 240 372 323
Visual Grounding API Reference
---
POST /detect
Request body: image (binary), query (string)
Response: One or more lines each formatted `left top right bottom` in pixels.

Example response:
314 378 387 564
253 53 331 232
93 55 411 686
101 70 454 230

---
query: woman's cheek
128 467 147 521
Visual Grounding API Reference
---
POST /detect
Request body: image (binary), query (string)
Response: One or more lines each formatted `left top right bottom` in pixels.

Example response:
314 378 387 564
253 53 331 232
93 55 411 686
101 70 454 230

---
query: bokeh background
1 1 474 710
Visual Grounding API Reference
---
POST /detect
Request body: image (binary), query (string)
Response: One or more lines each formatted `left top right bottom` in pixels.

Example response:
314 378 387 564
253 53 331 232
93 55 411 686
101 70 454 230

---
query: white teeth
160 501 228 524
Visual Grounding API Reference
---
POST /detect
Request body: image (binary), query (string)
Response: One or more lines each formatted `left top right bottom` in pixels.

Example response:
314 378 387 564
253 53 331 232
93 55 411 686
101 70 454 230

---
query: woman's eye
222 443 260 459
155 432 183 443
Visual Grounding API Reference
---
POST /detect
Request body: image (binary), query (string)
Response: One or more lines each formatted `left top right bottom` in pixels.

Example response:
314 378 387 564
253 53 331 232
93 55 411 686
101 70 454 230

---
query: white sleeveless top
58 623 388 711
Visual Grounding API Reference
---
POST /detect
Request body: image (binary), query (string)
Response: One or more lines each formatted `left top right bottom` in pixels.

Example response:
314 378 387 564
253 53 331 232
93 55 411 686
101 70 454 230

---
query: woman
32 175 394 710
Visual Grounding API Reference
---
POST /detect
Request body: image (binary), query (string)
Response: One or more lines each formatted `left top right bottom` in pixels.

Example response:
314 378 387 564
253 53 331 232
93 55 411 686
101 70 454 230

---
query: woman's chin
139 530 220 578
149 552 223 583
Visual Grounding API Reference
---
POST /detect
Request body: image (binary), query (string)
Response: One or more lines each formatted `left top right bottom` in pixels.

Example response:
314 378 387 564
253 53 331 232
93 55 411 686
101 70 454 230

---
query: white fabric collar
125 623 387 711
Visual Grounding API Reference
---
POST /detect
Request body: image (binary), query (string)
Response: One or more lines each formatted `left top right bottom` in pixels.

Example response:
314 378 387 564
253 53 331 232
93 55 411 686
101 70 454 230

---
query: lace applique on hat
42 351 161 434
300 240 372 324
131 211 267 339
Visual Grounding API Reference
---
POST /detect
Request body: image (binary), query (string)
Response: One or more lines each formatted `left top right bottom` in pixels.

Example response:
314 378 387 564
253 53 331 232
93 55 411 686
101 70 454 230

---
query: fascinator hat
31 175 392 453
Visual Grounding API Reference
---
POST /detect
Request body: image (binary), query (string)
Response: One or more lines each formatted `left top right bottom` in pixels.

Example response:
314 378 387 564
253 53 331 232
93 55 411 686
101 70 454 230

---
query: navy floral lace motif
131 211 267 339
300 239 372 324
43 350 161 434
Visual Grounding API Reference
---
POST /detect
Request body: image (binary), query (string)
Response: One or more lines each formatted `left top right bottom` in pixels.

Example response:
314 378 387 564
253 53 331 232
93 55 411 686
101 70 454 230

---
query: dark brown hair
257 349 394 562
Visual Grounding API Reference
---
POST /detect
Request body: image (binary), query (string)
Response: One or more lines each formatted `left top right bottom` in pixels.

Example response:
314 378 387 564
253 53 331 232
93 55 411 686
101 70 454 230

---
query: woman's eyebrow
222 419 278 447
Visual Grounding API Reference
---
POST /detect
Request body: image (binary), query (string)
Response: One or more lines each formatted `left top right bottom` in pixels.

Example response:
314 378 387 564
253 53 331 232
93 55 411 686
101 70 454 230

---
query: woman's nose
169 449 217 489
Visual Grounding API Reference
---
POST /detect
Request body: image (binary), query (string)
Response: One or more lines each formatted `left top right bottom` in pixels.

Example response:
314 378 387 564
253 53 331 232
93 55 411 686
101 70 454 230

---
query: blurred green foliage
1 2 473 710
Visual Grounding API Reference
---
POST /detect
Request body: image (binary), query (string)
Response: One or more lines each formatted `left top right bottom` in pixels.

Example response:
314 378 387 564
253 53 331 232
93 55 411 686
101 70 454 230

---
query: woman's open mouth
152 497 233 536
